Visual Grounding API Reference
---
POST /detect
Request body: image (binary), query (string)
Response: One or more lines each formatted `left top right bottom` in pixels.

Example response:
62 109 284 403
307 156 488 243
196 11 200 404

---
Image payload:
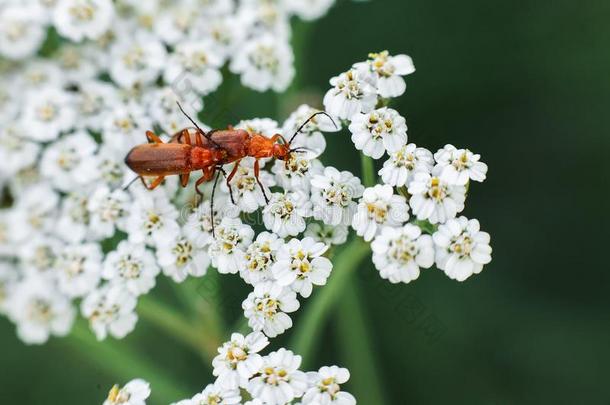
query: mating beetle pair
124 103 334 233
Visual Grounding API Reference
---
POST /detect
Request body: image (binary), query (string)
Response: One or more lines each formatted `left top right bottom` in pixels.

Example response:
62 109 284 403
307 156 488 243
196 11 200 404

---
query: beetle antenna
176 101 223 148
289 111 338 144
122 176 140 191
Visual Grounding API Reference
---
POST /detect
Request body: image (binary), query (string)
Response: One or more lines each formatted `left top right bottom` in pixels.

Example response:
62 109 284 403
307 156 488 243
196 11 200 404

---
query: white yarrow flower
433 216 492 281
302 366 356 405
230 34 295 92
272 237 333 298
310 167 364 226
103 241 159 296
263 191 312 237
104 379 151 405
157 233 210 283
81 284 138 340
241 232 284 286
6 277 75 345
434 144 488 185
355 50 415 98
209 218 254 274
408 172 466 224
352 185 410 241
379 143 434 187
323 67 377 120
212 331 270 389
349 107 408 159
371 224 434 284
55 243 103 298
242 281 300 338
53 0 114 42
247 348 308 405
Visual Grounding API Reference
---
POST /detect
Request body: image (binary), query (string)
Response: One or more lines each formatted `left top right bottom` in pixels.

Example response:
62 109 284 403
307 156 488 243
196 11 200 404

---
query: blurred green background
2 0 609 403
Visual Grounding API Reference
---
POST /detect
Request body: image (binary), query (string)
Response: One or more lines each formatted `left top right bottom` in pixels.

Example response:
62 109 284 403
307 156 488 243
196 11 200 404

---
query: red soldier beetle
124 102 337 234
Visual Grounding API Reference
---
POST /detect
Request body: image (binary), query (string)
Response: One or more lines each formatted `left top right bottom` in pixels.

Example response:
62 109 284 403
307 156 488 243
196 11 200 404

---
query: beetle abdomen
125 143 192 176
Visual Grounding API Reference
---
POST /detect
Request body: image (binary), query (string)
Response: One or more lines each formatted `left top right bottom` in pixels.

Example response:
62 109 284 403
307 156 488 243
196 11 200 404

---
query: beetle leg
180 173 190 188
253 159 270 204
140 175 165 190
146 131 164 144
209 170 222 238
217 166 236 205
182 129 192 145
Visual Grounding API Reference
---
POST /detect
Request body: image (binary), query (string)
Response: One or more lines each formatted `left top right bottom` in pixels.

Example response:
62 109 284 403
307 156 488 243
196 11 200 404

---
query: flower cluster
0 0 345 345
104 334 355 405
1 1 493 403
323 51 492 284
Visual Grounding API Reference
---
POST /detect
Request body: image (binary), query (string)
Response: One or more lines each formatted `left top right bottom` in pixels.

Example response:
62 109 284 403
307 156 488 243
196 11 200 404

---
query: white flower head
110 35 167 88
352 185 410 241
349 107 408 159
103 240 159 296
96 145 129 188
53 0 114 42
355 50 415 98
6 277 75 345
323 67 377 120
236 118 281 137
408 172 466 224
282 104 341 156
190 381 241 405
18 235 61 279
81 284 138 340
263 191 312 238
379 143 434 187
197 15 246 60
305 222 349 246
126 189 180 248
222 158 276 213
311 167 364 226
88 185 131 239
241 232 284 286
230 34 295 92
212 331 270 389
371 224 434 284
22 87 76 142
104 379 151 405
146 86 197 135
209 217 254 274
55 190 92 243
7 184 59 243
0 123 41 177
242 281 300 338
0 5 46 60
154 4 200 45
272 237 333 298
434 144 488 185
433 216 492 282
74 80 119 131
157 232 210 283
247 348 308 405
103 102 153 153
272 155 323 194
302 366 355 405
164 40 223 96
286 0 336 21
40 131 98 192
184 196 238 249
55 243 103 298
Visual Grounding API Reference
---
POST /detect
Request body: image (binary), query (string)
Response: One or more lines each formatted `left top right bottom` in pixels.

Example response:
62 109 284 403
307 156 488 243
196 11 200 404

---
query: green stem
361 155 376 187
336 280 390 405
138 295 220 363
290 237 371 367
67 321 190 405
